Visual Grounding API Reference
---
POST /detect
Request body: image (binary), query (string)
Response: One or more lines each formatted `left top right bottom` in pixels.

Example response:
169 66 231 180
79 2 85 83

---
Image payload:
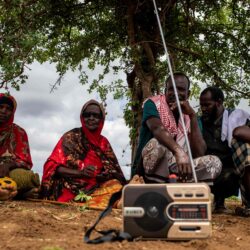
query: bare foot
0 188 17 201
116 198 122 209
128 174 145 184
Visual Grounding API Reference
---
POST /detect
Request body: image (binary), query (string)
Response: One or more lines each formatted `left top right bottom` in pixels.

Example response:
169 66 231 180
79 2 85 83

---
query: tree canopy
0 0 249 157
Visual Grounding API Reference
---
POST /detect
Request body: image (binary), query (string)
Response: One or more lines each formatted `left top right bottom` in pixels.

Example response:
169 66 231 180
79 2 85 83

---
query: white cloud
3 61 249 182
8 62 131 179
103 118 131 165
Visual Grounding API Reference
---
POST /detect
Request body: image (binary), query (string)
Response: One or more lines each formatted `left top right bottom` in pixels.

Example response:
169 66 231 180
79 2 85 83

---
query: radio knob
147 206 159 218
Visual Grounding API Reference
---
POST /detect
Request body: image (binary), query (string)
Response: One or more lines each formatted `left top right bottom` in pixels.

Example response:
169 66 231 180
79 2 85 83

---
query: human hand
96 172 110 183
81 165 96 178
169 100 195 117
174 147 192 182
0 186 17 201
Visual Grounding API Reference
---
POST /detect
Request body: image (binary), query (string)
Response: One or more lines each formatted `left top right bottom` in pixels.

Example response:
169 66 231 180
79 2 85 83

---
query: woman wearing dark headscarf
0 93 40 200
41 100 126 207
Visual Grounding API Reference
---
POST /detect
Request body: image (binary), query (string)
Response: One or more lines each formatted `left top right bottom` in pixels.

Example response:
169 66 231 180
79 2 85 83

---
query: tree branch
49 73 64 93
166 43 250 98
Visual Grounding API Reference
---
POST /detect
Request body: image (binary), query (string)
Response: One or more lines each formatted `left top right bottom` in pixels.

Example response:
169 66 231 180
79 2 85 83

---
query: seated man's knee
142 138 166 174
194 155 222 181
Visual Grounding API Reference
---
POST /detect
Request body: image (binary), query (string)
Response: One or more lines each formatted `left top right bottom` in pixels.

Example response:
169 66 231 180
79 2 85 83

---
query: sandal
235 207 250 217
213 205 233 214
22 187 40 199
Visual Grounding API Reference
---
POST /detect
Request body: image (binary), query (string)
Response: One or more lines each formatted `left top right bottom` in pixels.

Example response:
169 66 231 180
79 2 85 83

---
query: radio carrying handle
84 191 132 244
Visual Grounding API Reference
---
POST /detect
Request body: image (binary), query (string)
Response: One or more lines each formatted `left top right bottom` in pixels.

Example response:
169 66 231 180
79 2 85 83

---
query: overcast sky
9 62 131 179
4 61 249 180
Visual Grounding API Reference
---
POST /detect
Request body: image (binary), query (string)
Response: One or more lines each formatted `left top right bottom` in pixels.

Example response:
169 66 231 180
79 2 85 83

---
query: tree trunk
124 0 177 163
129 72 154 162
125 1 158 162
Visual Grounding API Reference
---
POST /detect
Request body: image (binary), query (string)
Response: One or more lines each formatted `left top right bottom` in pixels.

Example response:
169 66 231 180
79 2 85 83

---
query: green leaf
74 191 92 202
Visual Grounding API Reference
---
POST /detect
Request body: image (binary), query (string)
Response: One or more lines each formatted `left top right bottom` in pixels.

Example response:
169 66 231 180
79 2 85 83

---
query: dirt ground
0 199 250 250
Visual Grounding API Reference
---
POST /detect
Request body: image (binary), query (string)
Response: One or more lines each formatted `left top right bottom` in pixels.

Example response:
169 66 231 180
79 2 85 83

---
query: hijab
0 93 16 132
80 99 106 147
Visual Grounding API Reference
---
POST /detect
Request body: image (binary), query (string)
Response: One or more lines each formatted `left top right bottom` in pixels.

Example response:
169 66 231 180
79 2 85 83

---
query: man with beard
131 72 222 185
199 86 250 215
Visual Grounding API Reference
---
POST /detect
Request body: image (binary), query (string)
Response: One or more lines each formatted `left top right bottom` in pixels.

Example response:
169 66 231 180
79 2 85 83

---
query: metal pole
152 0 198 182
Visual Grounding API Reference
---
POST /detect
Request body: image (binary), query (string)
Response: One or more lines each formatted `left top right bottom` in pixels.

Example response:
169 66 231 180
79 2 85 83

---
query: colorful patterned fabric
0 93 32 170
232 140 250 207
231 120 250 207
141 138 222 183
132 96 191 178
84 179 123 209
193 155 222 181
149 94 190 138
142 138 166 174
232 140 250 178
41 100 126 201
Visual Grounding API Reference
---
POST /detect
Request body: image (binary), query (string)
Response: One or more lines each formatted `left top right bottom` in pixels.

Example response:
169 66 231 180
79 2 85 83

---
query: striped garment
232 139 250 178
231 119 250 207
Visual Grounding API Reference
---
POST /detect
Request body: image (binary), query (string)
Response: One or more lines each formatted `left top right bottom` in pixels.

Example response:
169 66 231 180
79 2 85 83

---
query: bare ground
0 199 250 250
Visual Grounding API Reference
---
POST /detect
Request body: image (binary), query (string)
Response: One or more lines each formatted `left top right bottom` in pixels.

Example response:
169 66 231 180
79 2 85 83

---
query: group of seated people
0 72 249 216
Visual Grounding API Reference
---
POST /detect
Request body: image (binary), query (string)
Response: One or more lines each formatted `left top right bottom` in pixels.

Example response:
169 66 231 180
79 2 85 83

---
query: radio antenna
152 0 198 183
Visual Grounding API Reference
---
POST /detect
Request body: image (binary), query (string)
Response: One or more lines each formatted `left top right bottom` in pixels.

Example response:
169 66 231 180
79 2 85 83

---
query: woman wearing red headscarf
0 93 32 172
41 100 126 207
0 93 39 200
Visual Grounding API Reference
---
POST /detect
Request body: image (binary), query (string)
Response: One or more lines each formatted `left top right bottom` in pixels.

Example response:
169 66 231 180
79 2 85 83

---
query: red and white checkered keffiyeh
147 94 190 150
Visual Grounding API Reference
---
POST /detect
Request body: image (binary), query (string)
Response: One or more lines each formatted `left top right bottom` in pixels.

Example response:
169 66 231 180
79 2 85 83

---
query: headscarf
0 93 17 132
147 94 190 138
80 99 105 147
0 93 32 169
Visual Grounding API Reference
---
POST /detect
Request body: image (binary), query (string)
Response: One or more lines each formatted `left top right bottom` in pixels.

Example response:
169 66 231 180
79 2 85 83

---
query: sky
4 61 249 180
9 62 132 179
